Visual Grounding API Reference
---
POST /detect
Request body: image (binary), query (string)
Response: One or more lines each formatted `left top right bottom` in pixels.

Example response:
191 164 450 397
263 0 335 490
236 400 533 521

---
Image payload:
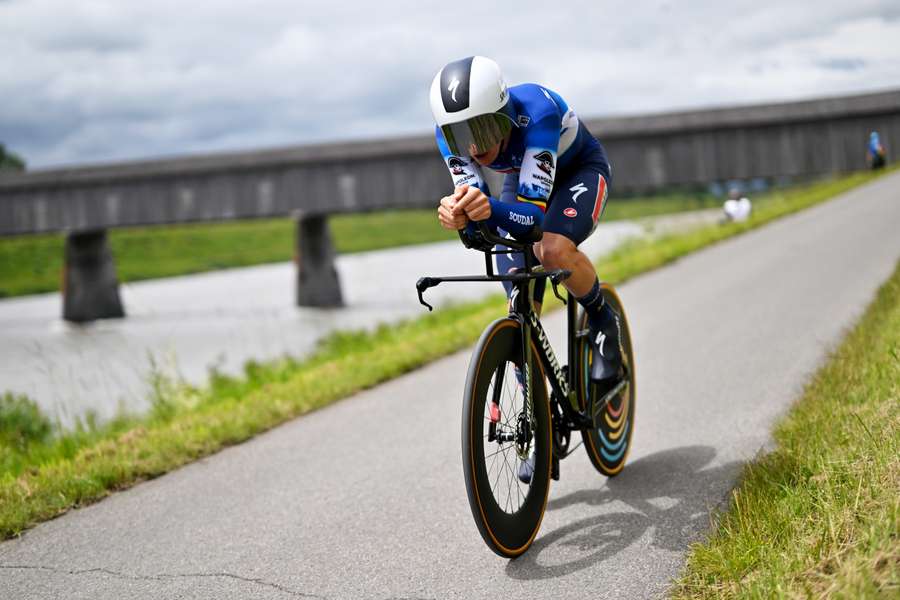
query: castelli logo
564 208 577 217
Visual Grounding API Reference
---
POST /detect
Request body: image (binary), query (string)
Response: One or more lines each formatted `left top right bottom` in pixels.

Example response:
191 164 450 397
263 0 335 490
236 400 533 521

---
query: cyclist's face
470 141 501 166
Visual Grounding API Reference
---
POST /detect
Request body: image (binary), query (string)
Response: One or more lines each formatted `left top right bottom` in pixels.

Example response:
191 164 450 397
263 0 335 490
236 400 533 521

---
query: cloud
817 58 867 72
1 0 899 167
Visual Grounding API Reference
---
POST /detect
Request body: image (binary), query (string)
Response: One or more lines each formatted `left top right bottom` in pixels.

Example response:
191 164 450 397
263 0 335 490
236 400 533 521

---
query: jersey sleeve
435 127 543 241
499 172 518 204
515 114 561 213
435 126 491 196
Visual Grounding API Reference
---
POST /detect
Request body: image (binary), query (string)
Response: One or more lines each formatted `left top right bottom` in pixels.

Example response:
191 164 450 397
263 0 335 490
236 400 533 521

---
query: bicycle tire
461 317 552 558
577 283 636 476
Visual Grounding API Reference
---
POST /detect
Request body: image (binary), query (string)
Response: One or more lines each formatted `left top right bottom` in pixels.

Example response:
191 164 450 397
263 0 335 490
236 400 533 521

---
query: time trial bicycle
416 223 635 557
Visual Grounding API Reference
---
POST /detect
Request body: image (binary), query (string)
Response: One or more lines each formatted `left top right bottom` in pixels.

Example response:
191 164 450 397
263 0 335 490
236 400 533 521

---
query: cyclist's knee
538 234 577 269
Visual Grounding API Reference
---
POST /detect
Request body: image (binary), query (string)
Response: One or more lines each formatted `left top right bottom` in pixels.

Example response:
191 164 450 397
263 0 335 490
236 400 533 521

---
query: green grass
603 193 722 222
0 210 457 298
671 260 900 599
0 193 724 298
0 168 893 539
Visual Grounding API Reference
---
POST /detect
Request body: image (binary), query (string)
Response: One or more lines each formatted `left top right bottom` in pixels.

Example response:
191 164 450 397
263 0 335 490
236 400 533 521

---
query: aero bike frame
416 223 609 435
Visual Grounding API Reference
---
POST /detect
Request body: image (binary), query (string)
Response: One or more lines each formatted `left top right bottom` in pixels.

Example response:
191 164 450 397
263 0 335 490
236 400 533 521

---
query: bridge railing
2 88 897 321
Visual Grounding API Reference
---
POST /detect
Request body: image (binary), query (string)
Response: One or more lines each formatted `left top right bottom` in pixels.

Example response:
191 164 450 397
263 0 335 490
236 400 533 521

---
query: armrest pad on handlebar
474 222 542 250
458 229 494 252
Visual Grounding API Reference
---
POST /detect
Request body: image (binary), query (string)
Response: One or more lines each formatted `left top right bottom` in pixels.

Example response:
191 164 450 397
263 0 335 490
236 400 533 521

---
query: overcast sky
2 0 899 169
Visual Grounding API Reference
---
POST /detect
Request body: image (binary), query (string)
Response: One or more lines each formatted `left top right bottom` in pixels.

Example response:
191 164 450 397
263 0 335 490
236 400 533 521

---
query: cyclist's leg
495 236 545 401
536 163 607 293
496 172 547 313
538 165 622 378
495 235 546 315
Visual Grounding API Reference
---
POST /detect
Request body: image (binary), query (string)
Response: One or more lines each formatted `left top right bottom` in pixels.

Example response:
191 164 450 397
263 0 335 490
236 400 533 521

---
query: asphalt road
2 173 899 599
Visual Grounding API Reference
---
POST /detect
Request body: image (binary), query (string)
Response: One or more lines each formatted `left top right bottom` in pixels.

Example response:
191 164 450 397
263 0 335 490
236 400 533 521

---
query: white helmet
429 56 514 156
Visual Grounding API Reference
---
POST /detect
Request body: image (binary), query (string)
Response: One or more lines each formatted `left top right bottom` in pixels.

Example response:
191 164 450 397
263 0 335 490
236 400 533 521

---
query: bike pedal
551 455 560 481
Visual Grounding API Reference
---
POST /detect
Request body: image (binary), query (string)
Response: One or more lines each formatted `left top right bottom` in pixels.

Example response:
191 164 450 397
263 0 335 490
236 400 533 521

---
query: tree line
0 144 26 172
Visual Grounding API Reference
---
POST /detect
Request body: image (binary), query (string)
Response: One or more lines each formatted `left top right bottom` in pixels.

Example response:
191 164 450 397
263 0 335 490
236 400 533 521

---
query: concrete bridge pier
63 229 126 322
295 213 343 307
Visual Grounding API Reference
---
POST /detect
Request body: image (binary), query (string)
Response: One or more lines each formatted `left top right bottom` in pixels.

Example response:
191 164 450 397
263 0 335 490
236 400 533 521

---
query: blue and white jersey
435 83 610 213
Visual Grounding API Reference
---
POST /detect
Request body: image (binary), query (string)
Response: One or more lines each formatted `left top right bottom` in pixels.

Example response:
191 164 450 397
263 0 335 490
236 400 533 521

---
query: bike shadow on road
505 445 743 580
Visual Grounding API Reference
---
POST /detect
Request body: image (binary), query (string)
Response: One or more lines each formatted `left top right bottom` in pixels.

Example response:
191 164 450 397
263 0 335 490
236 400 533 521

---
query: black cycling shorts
494 161 610 302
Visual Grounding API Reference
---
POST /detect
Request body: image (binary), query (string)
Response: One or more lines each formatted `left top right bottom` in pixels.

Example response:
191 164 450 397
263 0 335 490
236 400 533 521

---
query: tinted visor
440 113 513 157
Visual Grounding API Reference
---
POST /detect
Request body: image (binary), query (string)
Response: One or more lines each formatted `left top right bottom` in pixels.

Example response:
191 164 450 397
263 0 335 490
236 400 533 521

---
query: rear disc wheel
577 284 636 476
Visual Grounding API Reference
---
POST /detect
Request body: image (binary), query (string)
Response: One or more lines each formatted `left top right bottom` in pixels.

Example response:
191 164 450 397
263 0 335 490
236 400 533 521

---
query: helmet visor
440 113 513 157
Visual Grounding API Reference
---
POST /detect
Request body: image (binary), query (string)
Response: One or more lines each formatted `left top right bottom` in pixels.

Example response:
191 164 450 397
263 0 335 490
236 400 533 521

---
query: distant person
867 131 886 170
723 188 752 223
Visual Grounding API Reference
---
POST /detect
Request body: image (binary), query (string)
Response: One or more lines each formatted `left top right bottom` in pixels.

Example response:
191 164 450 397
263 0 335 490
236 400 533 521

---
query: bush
0 392 53 451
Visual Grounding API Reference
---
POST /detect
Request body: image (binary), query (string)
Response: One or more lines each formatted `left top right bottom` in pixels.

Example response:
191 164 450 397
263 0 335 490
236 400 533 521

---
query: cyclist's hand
453 185 492 221
438 194 468 230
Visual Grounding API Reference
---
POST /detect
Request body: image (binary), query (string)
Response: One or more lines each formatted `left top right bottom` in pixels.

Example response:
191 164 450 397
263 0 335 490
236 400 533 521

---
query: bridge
1 88 897 320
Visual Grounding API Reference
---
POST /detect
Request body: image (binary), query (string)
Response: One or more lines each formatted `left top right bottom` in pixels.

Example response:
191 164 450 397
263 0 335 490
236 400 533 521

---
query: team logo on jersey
570 182 588 202
533 151 555 176
563 207 577 218
517 115 531 127
447 156 467 176
508 212 534 226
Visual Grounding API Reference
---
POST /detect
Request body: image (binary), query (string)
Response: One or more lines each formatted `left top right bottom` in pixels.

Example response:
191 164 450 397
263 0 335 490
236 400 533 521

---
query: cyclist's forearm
485 197 544 238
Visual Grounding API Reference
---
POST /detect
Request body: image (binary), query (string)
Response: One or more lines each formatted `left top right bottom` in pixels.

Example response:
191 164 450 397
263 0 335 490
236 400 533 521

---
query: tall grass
672 260 900 598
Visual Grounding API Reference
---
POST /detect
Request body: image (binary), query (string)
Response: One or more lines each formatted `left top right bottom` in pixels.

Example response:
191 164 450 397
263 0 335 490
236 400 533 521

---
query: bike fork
487 367 505 442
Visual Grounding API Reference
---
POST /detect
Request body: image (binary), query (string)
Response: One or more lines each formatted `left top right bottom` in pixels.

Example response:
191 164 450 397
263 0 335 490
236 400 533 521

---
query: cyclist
430 55 623 382
868 131 886 170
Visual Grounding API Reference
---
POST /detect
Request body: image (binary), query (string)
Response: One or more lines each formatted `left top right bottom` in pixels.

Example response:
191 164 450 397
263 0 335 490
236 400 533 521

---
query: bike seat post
567 289 577 394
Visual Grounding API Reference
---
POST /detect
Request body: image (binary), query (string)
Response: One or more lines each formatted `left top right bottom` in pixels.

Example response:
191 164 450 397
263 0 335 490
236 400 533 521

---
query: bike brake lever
549 270 571 304
416 277 438 311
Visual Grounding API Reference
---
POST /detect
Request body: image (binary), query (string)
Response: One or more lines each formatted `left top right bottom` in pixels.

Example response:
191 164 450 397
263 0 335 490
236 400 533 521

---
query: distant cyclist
868 131 886 170
429 56 623 382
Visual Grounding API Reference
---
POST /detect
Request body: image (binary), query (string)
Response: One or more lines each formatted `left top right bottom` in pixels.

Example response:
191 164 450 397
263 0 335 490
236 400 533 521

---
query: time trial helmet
429 56 515 156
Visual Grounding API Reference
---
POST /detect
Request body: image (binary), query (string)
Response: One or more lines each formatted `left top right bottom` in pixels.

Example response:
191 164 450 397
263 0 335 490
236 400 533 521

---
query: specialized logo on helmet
447 78 461 103
447 156 467 175
533 151 555 176
439 56 474 113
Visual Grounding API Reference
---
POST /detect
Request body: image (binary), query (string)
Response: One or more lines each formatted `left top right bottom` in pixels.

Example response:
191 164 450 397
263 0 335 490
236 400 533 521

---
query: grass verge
671 260 900 599
0 210 455 298
0 193 723 298
0 168 893 538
